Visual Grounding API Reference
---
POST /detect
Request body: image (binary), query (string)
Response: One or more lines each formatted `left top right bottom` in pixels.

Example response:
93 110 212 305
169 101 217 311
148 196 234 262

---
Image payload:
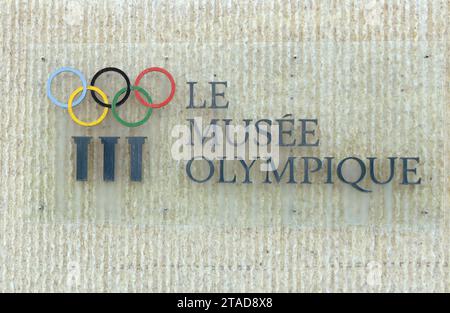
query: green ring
111 86 153 127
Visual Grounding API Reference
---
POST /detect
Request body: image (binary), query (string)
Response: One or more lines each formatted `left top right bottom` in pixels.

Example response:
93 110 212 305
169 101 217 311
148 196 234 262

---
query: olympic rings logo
47 66 176 127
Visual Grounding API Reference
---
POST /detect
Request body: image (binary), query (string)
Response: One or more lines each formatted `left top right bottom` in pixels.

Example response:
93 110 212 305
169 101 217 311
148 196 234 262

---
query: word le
73 136 146 181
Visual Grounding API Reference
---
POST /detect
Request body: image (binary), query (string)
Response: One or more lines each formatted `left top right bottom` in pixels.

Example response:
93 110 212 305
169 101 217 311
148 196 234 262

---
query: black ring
90 67 131 108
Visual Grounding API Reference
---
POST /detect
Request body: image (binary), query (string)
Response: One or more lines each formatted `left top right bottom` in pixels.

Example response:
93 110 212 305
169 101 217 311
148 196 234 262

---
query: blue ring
46 67 87 108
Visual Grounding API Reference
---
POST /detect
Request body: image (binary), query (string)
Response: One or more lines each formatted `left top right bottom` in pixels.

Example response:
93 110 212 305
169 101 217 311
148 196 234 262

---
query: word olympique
47 66 422 192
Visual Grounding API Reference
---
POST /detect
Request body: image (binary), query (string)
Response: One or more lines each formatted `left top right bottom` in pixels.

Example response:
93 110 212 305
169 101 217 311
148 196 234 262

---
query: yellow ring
68 86 109 127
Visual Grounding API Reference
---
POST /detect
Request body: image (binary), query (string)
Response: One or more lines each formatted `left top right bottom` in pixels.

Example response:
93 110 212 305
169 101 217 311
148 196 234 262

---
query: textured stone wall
0 0 448 292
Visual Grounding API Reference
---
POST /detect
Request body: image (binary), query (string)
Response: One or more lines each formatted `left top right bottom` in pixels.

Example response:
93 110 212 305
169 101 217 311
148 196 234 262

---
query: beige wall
0 0 448 292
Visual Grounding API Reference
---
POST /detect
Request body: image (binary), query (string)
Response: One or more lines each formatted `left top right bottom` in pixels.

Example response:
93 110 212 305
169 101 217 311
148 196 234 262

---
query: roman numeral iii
72 136 146 182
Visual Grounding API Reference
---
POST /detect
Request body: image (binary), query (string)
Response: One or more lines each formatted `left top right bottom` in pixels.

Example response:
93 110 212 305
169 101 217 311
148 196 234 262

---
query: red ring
134 67 176 108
